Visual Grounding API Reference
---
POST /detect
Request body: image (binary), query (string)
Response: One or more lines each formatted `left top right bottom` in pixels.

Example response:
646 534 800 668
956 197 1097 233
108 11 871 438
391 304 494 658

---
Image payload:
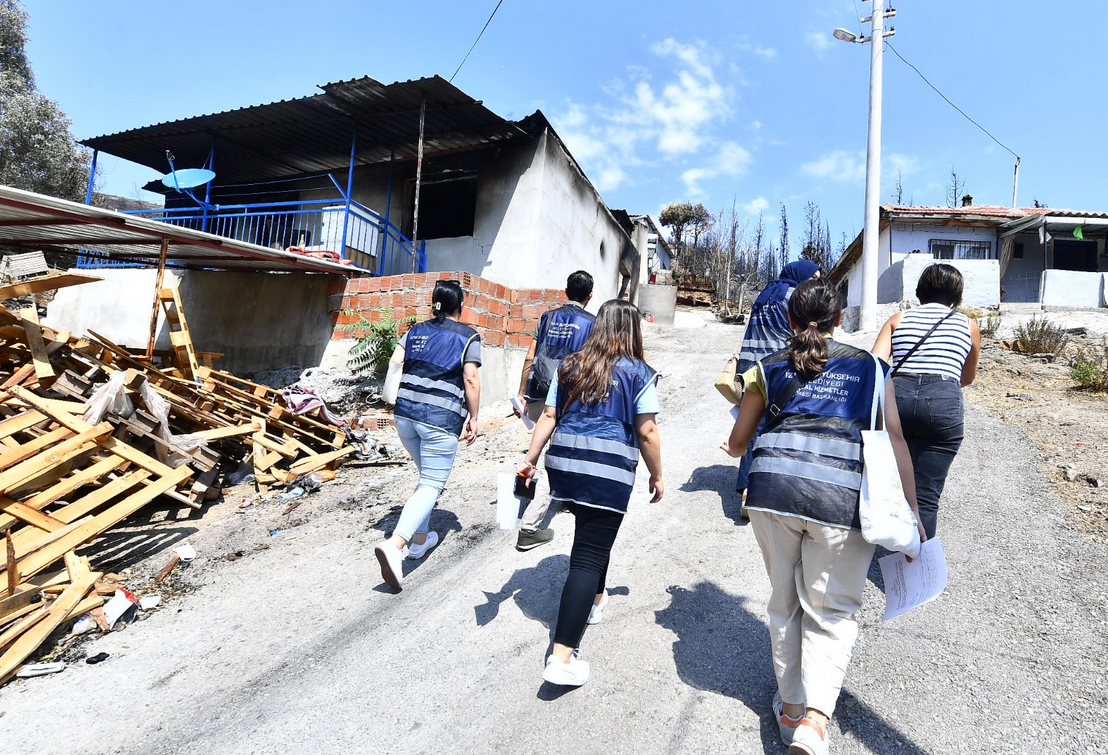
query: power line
449 0 506 84
886 41 1019 160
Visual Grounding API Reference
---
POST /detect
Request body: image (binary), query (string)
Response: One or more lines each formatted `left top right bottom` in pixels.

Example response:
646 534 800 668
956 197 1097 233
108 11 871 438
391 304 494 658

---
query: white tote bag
859 356 922 559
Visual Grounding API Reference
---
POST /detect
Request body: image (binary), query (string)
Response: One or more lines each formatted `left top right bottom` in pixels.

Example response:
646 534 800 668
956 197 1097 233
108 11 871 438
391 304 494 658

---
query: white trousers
749 510 875 716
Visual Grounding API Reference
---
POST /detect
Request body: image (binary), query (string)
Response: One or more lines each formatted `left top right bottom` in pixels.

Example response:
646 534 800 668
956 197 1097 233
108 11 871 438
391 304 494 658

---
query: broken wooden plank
190 421 261 441
0 588 41 623
0 272 101 300
288 446 355 477
0 499 65 533
19 307 54 381
0 569 99 683
0 425 74 470
15 465 192 582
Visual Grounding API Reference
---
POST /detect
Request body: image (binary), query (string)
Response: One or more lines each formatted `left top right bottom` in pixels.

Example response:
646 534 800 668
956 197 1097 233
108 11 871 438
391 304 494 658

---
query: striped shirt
890 303 972 381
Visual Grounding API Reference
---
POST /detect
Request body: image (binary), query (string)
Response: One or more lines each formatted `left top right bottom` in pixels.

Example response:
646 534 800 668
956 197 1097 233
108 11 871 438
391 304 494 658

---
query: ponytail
430 280 464 323
786 278 843 380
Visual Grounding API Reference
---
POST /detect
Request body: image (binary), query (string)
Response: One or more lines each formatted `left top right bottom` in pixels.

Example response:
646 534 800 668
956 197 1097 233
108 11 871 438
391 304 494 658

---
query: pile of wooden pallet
0 293 351 684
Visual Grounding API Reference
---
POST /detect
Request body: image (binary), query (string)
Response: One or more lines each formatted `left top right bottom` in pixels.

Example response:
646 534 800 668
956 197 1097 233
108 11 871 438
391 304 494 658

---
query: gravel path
0 312 1104 754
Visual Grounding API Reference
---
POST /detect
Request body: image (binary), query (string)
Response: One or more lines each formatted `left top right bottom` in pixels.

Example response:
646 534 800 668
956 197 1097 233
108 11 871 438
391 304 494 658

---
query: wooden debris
0 288 354 682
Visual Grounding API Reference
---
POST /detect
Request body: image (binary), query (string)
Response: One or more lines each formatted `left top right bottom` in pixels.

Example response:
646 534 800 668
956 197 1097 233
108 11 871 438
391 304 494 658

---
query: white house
828 198 1108 310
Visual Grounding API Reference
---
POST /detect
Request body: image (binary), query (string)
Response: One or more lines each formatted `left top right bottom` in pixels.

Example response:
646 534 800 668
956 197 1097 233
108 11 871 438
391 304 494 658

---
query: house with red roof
827 196 1108 313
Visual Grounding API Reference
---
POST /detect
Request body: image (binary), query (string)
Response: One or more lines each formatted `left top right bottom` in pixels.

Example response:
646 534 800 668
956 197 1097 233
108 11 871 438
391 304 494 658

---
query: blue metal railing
78 197 426 276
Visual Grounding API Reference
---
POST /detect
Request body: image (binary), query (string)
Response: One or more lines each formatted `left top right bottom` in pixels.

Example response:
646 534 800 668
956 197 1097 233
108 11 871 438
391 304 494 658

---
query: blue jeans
393 417 460 542
892 374 965 539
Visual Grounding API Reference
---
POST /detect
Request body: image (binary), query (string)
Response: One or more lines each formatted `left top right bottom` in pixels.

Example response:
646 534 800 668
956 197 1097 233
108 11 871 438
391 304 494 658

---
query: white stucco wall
46 268 336 374
1040 270 1105 308
877 255 999 307
422 131 635 304
889 222 996 264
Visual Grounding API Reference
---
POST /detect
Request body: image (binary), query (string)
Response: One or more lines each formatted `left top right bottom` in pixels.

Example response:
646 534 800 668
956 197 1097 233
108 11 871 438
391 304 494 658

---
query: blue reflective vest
525 304 595 401
745 342 886 529
394 319 480 436
545 357 657 515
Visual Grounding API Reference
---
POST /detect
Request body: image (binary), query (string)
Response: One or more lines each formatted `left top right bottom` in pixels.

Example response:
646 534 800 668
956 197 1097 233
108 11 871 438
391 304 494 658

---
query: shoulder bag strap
890 308 956 378
762 370 808 431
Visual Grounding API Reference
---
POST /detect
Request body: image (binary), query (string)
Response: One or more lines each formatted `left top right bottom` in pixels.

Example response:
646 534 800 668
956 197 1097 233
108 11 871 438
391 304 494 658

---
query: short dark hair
431 280 464 322
916 263 964 307
566 271 593 303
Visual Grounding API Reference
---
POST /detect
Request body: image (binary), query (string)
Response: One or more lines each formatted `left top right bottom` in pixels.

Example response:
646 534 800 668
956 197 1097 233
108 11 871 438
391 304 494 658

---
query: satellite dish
161 151 218 210
160 168 216 190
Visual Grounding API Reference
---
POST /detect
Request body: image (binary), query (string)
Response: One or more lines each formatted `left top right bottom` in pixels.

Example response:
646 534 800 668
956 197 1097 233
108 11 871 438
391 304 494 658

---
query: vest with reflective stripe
525 304 596 401
737 288 794 374
745 342 885 530
394 319 479 436
545 357 657 515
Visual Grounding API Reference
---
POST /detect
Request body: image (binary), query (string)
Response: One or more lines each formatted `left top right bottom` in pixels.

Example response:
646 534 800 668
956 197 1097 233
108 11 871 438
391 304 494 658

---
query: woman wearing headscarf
732 261 821 510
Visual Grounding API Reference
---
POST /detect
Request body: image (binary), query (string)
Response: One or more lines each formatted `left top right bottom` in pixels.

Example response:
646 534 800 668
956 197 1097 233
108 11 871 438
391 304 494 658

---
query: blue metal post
341 128 356 262
84 149 98 205
202 138 215 233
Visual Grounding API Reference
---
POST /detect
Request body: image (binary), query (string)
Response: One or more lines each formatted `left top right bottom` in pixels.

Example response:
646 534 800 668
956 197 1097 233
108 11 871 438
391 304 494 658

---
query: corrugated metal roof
0 185 356 276
81 76 527 187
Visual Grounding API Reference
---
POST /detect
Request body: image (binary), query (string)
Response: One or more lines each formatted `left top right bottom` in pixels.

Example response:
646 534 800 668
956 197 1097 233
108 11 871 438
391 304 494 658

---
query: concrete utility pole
835 2 895 332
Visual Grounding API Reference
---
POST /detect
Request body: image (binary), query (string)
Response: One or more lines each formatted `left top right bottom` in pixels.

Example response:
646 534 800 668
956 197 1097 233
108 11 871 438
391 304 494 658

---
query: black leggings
552 504 624 648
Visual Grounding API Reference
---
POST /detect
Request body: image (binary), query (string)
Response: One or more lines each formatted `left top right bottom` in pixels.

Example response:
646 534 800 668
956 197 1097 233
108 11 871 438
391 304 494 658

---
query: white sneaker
542 654 590 687
789 719 829 755
773 691 804 746
407 531 439 560
374 541 404 590
587 593 610 625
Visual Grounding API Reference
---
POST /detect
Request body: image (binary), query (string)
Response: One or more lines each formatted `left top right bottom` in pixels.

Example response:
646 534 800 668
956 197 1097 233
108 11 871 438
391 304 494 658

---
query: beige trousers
749 509 875 716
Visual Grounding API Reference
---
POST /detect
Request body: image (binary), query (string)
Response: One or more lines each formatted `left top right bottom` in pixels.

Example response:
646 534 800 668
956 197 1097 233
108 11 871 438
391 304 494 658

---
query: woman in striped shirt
871 263 981 539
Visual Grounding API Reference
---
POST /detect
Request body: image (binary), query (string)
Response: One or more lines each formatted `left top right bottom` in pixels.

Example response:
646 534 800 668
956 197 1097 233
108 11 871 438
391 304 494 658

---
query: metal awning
999 210 1108 237
80 75 528 189
0 185 359 275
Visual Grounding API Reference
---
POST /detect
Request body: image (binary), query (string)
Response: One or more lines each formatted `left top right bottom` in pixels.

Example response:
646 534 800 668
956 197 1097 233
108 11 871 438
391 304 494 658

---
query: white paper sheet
879 537 948 621
496 473 520 530
729 405 740 421
510 396 536 430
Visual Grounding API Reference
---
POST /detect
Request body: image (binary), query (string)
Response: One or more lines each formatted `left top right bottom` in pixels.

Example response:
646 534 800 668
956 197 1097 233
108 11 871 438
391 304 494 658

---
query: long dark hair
431 280 464 323
786 278 843 380
560 299 643 406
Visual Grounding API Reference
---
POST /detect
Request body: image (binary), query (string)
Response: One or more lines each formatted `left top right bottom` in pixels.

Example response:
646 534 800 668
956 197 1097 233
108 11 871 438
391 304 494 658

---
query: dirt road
1 312 1104 754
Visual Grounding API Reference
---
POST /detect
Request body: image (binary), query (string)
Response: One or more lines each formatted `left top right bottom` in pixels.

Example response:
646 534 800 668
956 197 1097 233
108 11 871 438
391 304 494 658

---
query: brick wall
331 272 568 348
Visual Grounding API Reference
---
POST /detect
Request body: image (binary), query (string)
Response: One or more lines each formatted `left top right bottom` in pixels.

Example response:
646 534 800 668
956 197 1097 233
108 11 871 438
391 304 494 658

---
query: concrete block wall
331 271 568 349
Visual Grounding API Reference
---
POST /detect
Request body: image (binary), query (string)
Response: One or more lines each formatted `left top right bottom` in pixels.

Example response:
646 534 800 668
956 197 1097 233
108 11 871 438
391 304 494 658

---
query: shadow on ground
681 464 746 525
655 581 929 754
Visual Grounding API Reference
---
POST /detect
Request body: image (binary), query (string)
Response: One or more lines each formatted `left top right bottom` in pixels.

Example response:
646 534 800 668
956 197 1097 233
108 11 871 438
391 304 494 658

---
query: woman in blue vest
374 280 481 591
722 277 924 755
518 299 663 687
733 261 822 513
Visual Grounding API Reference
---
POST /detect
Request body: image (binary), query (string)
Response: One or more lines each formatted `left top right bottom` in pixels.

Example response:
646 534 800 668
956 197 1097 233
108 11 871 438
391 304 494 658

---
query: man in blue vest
512 270 595 550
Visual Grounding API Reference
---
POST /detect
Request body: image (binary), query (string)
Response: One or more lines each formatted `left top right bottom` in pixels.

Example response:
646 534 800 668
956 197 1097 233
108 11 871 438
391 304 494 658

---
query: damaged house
2 76 649 398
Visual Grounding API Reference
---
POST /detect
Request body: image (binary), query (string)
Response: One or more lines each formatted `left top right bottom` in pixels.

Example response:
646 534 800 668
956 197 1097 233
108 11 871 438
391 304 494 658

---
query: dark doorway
1052 239 1098 272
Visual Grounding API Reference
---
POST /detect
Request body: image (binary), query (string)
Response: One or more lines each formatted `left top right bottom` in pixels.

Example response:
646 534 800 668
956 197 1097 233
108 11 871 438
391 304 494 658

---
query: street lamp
835 4 895 332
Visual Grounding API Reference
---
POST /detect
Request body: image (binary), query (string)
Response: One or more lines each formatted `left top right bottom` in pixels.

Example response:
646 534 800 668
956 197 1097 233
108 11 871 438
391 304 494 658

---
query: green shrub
339 308 415 374
1070 341 1108 391
1014 316 1068 355
978 315 1000 339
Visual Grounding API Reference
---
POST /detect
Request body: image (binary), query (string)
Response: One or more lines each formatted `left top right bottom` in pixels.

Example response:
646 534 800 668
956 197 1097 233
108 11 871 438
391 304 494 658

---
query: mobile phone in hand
514 473 536 500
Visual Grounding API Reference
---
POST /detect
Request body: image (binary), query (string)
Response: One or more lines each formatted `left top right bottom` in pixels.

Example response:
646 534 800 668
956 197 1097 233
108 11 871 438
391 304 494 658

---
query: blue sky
21 1 1108 254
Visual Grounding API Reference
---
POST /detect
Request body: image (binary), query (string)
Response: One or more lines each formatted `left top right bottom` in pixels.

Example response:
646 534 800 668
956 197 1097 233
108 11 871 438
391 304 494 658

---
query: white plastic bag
383 358 403 405
859 429 921 559
82 371 134 424
858 355 921 559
